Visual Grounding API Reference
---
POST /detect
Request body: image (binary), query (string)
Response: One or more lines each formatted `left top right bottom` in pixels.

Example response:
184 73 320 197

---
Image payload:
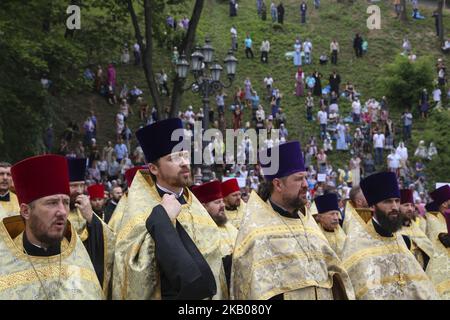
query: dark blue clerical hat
360 172 400 207
429 185 450 209
315 193 340 214
425 201 438 212
135 118 186 163
67 158 87 182
260 141 306 180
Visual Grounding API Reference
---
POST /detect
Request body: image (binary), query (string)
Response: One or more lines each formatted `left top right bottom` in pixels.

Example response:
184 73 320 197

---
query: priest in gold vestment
66 158 115 294
112 119 227 300
398 189 434 271
423 185 450 299
0 162 20 218
221 178 247 230
314 193 347 257
0 154 103 300
341 172 439 300
231 141 355 300
192 180 239 293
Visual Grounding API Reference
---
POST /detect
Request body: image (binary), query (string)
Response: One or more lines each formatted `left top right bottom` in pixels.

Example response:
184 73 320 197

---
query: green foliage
376 55 434 111
411 110 450 185
0 0 130 162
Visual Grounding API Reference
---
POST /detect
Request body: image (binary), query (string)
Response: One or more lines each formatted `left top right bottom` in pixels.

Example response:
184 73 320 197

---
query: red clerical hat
191 181 223 204
87 184 105 199
221 178 240 198
400 189 414 204
124 166 146 188
11 155 70 205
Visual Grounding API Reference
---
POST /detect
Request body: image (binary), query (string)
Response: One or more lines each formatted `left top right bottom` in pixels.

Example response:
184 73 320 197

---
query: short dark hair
0 162 12 168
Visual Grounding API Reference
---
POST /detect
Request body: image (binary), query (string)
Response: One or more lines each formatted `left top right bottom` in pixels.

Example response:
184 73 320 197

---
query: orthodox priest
88 184 106 220
231 141 355 300
67 158 115 294
191 181 238 292
221 178 246 229
0 155 103 299
0 162 20 217
314 193 347 257
424 185 450 299
340 172 439 300
112 118 227 300
398 189 434 271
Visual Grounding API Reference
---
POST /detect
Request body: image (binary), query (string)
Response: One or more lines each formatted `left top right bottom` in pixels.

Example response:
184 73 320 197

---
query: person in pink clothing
107 63 117 91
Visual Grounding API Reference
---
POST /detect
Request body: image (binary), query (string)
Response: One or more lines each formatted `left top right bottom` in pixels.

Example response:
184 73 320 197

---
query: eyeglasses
168 151 190 164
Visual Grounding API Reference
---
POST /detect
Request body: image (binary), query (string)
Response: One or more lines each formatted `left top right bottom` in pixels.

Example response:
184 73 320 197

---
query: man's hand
75 194 94 224
161 194 181 221
438 233 450 248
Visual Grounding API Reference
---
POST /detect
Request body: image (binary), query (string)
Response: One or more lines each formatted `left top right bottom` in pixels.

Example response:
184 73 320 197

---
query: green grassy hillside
56 0 450 185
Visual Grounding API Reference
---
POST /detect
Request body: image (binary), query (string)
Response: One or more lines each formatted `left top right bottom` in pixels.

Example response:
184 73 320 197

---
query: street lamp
175 38 238 131
202 38 214 63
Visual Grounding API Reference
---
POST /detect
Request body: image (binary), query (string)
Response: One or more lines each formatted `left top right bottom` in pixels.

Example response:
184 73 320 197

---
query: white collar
156 183 184 198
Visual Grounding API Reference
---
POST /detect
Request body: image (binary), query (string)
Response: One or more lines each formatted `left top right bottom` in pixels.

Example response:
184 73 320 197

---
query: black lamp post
176 38 238 131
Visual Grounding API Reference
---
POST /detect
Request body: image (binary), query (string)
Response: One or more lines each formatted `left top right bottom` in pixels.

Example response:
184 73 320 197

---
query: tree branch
169 0 205 118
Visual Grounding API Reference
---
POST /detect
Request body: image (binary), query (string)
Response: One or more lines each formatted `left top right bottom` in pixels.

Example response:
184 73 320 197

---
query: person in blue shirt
244 33 254 59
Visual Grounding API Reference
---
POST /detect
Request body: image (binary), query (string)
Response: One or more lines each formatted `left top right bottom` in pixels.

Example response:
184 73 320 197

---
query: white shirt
303 41 312 53
387 153 401 169
329 103 339 114
318 110 328 124
264 77 274 87
352 100 361 114
230 27 237 37
433 88 441 102
396 146 408 161
133 43 140 52
373 133 385 148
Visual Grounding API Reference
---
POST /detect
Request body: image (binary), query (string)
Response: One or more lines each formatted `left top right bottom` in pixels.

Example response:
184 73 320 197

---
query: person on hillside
300 1 307 24
353 33 363 58
277 2 285 24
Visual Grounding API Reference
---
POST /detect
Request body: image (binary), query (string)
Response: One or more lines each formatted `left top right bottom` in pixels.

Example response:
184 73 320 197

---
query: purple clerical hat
429 185 450 209
360 172 400 207
135 118 187 163
315 193 340 214
260 141 306 180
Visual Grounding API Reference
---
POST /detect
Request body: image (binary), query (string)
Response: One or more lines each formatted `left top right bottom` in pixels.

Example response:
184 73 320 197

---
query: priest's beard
374 205 404 234
281 186 307 215
160 167 192 189
212 208 228 227
29 212 66 247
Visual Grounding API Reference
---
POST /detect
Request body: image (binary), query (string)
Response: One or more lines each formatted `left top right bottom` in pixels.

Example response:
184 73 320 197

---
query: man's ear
272 178 282 192
20 203 31 221
148 163 159 176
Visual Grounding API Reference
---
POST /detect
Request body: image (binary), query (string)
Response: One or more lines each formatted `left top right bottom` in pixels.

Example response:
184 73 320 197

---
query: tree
437 0 444 45
400 0 407 21
376 55 434 111
126 0 205 119
0 0 128 162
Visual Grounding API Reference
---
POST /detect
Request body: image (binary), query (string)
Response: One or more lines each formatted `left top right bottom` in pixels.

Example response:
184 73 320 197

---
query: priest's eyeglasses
168 151 190 164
